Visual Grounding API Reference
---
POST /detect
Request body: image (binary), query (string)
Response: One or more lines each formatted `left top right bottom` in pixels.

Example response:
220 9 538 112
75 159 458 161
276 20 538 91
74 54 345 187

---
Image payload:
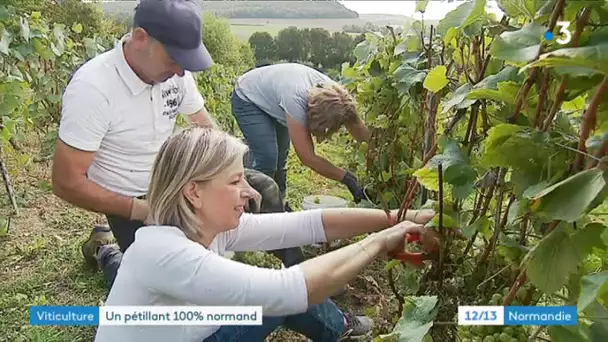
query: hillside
197 0 359 19
101 0 358 19
101 1 414 39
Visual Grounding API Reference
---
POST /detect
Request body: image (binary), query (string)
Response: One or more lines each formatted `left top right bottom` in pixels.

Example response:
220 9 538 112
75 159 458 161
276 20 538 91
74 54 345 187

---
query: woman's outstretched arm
125 222 425 316
225 207 434 252
321 207 433 241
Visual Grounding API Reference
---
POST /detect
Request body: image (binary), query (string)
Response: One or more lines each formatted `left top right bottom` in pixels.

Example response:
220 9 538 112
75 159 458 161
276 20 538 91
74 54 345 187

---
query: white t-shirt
94 209 327 342
58 35 206 197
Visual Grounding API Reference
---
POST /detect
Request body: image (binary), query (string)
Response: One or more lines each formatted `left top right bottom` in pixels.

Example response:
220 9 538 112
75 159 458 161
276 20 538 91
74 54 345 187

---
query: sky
340 0 504 20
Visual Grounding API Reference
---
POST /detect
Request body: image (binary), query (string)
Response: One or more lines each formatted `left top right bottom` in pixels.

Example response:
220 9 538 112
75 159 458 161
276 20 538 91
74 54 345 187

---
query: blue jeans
203 299 346 342
231 90 290 198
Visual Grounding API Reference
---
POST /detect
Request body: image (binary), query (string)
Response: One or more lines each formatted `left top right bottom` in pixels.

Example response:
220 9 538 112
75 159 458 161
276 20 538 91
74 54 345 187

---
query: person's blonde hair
306 83 358 142
146 127 248 241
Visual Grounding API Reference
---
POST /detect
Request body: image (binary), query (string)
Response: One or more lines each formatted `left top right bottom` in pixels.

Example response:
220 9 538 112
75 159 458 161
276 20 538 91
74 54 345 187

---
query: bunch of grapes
457 325 529 341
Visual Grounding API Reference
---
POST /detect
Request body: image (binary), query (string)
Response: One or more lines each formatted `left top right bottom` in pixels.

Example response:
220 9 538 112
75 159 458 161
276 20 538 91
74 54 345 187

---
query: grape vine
0 5 113 216
342 0 608 340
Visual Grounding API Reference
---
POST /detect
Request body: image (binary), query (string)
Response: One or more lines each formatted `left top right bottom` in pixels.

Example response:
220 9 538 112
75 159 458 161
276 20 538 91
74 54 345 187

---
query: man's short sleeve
58 79 110 152
178 71 206 115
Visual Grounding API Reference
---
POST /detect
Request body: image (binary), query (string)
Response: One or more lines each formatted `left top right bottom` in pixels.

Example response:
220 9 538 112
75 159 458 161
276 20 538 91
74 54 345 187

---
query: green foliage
340 0 608 340
0 5 112 147
9 0 127 40
578 271 608 311
43 0 127 39
194 64 240 136
525 222 605 294
189 13 256 134
201 13 255 72
375 295 439 341
248 31 276 62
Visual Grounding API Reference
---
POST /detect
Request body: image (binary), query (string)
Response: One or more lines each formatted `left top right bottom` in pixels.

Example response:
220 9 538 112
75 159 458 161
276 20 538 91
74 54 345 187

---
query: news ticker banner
29 305 578 326
458 306 578 326
30 306 263 326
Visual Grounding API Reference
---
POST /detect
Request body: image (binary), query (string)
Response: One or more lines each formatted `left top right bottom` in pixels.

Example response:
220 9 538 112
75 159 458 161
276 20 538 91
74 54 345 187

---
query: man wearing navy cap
53 0 373 339
51 0 269 285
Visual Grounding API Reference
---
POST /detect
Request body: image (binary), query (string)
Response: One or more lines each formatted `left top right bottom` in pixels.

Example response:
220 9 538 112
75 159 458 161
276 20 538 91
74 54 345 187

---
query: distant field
228 18 360 39
228 14 411 40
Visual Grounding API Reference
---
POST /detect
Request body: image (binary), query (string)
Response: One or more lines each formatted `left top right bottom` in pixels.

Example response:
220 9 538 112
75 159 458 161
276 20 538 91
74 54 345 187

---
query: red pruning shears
388 232 440 268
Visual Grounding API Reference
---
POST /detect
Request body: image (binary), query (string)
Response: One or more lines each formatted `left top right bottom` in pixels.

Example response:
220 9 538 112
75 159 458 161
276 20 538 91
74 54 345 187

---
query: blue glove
341 170 365 203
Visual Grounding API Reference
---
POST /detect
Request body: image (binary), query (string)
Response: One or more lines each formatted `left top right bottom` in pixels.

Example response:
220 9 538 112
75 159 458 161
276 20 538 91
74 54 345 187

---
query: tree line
248 27 364 74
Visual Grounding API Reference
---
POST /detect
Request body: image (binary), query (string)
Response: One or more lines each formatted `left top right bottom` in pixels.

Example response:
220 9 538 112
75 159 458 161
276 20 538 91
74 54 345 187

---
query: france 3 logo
544 21 572 45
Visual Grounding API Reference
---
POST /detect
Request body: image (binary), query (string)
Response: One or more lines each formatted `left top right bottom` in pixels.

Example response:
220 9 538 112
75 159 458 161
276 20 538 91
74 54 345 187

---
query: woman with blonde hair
231 63 371 212
94 127 436 342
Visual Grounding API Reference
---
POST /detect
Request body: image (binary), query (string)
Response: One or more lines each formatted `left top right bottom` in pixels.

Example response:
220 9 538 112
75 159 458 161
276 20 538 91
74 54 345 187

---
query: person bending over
94 127 436 342
231 63 372 208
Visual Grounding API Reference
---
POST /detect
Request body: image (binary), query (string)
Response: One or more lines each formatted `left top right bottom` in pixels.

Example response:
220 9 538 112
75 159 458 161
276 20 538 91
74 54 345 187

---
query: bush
201 12 254 73
8 0 127 40
192 14 256 134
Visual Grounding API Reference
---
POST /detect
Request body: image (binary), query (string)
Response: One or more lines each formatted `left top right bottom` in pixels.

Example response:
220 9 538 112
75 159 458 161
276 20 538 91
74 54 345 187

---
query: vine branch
574 77 608 171
511 0 566 124
541 7 592 131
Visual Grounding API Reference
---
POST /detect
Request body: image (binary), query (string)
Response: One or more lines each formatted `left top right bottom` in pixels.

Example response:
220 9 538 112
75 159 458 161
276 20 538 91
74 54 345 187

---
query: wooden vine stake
0 143 19 216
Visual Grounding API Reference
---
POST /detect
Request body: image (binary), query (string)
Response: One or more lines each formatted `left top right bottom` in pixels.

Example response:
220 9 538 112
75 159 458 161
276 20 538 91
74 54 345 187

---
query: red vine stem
501 0 572 306
503 271 528 306
511 0 566 124
574 77 608 171
541 7 592 131
396 142 437 223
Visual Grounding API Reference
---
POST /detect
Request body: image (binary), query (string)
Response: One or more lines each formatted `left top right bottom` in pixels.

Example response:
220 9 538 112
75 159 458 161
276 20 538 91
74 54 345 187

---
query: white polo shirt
58 35 205 197
94 209 326 342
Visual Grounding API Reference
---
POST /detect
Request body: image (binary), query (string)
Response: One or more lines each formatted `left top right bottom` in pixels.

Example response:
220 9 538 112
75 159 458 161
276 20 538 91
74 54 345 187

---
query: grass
0 134 108 342
0 130 392 342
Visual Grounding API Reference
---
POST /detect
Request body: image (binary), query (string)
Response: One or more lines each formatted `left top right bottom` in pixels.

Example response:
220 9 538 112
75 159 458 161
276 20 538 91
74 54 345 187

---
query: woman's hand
410 209 435 224
387 208 435 226
370 220 426 254
371 220 442 258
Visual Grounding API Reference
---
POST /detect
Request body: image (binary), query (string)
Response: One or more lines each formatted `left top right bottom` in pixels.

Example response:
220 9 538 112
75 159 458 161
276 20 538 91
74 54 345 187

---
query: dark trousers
96 214 144 288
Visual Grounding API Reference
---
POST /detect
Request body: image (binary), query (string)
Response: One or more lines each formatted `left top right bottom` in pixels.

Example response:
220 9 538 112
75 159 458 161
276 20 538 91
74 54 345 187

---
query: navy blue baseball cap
134 0 213 71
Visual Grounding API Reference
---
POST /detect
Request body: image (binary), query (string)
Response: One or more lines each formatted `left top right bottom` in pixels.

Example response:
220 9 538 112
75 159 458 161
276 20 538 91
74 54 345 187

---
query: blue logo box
30 306 99 326
504 306 577 325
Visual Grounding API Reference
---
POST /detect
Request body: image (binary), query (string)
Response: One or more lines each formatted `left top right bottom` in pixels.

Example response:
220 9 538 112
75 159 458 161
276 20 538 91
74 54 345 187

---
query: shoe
81 225 116 267
340 312 373 339
284 201 294 212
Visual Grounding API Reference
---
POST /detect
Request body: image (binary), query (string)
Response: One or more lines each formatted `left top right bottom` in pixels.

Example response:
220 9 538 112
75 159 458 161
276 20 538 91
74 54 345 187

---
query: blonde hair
306 83 358 141
146 127 248 241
